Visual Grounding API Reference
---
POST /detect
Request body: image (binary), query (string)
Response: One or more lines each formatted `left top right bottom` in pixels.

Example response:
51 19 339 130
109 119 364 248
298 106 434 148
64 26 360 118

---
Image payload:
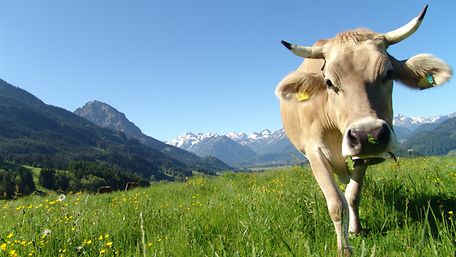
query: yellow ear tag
296 92 311 101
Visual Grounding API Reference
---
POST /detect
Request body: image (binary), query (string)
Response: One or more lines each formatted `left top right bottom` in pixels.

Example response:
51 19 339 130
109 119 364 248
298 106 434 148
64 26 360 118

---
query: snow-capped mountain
393 112 456 130
168 132 257 167
168 132 220 149
75 101 232 172
393 112 456 141
168 129 305 167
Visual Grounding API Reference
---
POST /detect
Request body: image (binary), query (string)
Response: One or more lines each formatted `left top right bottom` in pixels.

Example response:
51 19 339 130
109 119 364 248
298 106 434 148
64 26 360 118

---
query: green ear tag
418 74 436 89
426 74 435 86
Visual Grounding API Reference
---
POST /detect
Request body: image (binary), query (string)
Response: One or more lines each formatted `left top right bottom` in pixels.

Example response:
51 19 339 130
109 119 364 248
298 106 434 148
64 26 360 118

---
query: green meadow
1 157 455 257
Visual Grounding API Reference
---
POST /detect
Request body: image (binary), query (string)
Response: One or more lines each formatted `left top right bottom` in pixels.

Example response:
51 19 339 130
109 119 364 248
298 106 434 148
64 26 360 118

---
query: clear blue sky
1 1 455 141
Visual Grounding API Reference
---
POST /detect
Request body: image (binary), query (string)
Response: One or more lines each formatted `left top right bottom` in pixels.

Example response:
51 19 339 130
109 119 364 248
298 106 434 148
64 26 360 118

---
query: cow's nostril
347 129 362 149
373 123 390 144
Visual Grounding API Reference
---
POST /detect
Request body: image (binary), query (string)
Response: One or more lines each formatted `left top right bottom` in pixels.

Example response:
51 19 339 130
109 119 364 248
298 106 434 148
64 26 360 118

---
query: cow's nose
345 122 391 156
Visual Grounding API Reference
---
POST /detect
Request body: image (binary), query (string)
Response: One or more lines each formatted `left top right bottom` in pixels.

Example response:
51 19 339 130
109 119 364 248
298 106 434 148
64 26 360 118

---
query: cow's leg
344 166 366 234
307 148 350 256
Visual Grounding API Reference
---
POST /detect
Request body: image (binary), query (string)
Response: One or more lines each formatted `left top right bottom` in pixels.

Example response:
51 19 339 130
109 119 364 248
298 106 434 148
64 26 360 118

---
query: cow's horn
281 40 323 59
383 5 428 45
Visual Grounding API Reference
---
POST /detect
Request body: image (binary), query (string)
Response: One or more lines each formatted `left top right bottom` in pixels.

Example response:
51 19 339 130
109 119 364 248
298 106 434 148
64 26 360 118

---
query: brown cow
96 186 113 194
276 5 451 255
125 182 139 191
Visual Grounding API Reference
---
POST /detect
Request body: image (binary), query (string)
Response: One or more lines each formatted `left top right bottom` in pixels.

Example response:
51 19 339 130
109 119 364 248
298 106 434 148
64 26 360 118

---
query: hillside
393 112 456 142
1 157 454 256
401 116 456 155
75 101 232 173
0 79 191 180
188 135 257 167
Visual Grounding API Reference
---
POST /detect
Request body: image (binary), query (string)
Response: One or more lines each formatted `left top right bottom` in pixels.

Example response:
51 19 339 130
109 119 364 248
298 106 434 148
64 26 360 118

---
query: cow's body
96 186 113 194
276 6 451 255
125 181 139 191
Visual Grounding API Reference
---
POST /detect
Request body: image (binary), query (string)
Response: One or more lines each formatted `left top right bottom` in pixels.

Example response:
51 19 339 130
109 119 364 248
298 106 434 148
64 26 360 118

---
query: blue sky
1 1 455 141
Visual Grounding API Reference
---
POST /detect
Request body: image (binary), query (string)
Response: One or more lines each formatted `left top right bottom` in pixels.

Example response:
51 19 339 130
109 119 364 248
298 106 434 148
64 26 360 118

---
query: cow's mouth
351 156 385 166
347 151 397 169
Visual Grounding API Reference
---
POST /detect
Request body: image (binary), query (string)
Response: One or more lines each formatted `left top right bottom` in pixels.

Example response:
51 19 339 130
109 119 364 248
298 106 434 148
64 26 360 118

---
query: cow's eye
325 79 340 93
325 79 334 88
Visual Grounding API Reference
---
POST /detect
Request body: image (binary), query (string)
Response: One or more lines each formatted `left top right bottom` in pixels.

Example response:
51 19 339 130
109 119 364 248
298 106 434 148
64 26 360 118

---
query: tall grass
1 157 455 256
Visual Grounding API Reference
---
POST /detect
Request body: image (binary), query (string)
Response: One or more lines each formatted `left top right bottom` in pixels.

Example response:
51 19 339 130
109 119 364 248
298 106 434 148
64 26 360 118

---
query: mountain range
74 101 305 168
168 130 305 167
75 101 231 173
400 116 456 156
167 112 456 167
0 79 229 181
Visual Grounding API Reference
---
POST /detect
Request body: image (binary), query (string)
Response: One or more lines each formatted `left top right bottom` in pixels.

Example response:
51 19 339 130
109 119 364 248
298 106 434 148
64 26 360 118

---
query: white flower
43 229 52 236
57 194 66 201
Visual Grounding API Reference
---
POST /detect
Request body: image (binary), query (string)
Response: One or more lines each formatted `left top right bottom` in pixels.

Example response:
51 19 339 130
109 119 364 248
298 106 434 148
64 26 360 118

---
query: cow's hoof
349 229 362 237
338 247 352 257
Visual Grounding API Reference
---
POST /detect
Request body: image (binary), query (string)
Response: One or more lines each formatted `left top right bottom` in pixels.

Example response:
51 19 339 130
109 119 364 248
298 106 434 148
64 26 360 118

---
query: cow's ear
276 71 324 101
391 54 452 89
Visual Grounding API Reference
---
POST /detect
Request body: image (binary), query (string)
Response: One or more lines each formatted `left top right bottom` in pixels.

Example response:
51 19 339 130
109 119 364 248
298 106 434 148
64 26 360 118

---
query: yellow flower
6 233 13 239
9 249 17 257
1 243 6 251
98 235 103 240
85 240 92 245
105 242 112 247
100 249 106 254
449 211 454 215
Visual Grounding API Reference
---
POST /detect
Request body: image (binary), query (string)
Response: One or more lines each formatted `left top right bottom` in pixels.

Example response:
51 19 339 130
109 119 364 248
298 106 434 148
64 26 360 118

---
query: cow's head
276 5 452 161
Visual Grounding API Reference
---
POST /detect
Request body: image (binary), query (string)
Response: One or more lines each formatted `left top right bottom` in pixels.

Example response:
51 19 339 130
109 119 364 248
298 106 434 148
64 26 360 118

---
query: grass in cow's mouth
346 156 355 171
367 134 379 145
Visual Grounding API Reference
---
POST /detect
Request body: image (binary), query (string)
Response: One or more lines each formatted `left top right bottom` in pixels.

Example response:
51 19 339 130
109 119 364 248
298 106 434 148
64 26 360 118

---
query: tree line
0 159 149 200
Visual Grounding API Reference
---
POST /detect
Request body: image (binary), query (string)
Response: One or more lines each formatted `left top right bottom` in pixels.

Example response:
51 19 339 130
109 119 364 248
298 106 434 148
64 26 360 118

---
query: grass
1 157 455 256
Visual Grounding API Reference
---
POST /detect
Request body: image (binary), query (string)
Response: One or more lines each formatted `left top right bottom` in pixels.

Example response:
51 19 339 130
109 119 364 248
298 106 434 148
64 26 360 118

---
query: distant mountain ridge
0 79 191 180
401 116 456 156
168 129 306 167
75 101 232 173
393 112 456 142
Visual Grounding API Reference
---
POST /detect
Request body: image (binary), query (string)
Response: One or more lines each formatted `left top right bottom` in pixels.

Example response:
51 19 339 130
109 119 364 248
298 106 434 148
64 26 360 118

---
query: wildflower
105 242 112 247
100 249 106 254
57 194 66 202
147 242 152 247
1 243 6 251
43 229 51 237
98 235 103 240
9 249 17 257
84 239 92 245
6 233 13 239
449 211 454 215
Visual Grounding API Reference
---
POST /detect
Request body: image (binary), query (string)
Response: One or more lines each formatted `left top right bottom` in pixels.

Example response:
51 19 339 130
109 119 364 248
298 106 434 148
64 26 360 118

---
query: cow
276 5 451 255
96 186 113 194
125 181 139 191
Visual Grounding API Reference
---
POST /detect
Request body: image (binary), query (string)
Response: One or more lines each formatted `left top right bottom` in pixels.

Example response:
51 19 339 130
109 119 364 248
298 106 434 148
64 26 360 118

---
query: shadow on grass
367 180 455 237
